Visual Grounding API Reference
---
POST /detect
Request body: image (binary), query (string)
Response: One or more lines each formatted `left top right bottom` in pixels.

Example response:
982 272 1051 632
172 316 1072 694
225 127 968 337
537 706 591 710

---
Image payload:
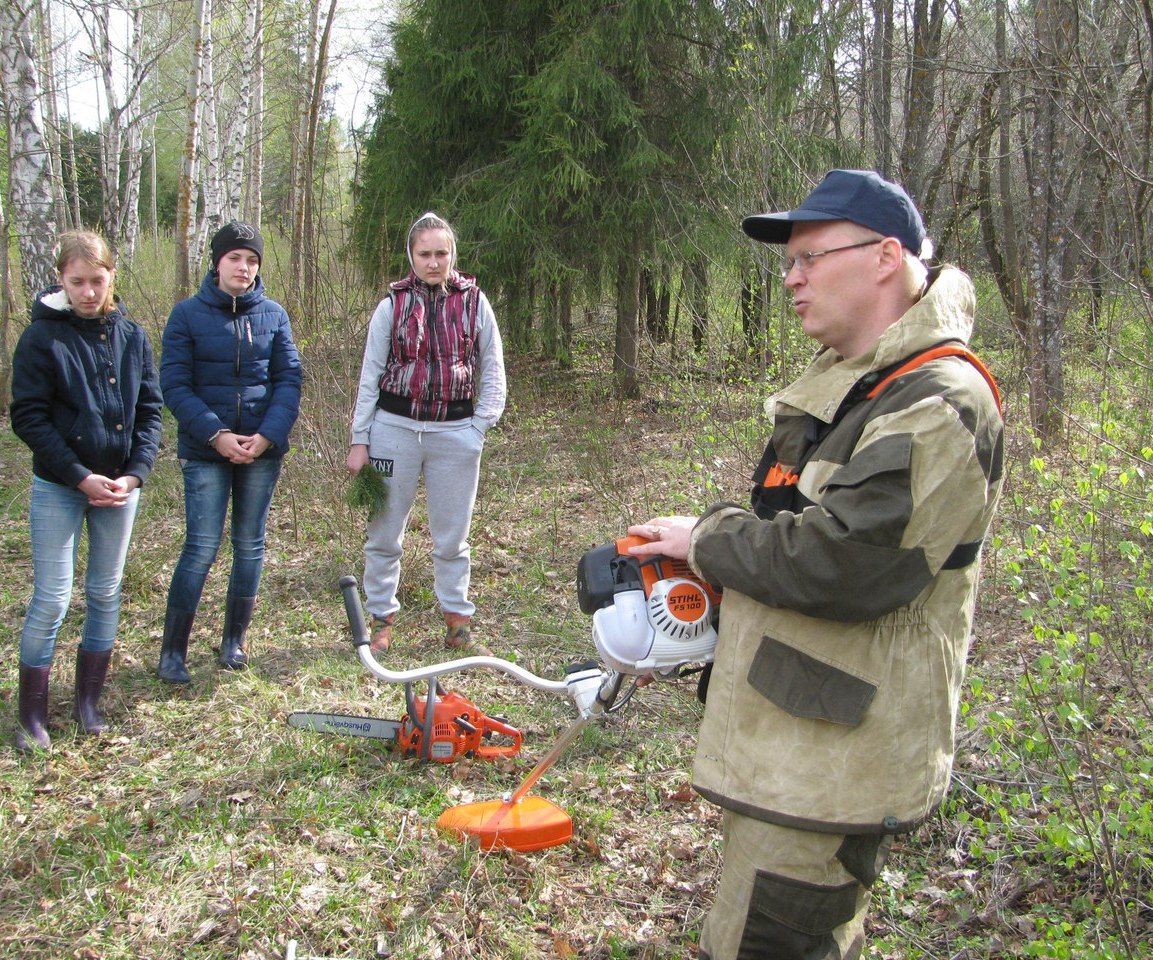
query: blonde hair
842 223 929 302
56 230 117 314
406 212 457 273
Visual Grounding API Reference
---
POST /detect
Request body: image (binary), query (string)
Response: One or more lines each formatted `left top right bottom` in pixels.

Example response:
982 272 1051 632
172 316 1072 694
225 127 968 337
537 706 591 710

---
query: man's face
783 221 882 358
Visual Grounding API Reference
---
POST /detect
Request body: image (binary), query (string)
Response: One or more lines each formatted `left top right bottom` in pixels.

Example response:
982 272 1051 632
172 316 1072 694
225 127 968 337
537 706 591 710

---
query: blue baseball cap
742 169 928 255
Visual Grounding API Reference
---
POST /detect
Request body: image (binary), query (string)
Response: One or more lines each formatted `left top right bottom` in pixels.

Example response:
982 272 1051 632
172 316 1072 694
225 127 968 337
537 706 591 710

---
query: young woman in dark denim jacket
11 230 162 751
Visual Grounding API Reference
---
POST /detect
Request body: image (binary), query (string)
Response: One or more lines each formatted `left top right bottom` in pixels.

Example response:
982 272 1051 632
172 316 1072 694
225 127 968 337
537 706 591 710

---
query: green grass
3 318 1153 958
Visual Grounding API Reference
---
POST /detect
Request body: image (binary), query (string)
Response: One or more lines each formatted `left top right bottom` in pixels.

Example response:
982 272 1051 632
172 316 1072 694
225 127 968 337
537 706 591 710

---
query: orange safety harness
749 342 1001 569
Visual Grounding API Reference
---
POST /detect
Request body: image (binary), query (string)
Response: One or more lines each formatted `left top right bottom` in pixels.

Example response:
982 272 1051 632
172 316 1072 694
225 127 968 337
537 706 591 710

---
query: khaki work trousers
699 810 893 960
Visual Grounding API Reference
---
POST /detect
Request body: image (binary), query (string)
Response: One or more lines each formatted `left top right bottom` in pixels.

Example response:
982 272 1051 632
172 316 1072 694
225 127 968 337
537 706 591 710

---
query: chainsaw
578 534 721 677
291 546 718 848
292 538 719 760
288 577 611 764
288 687 522 763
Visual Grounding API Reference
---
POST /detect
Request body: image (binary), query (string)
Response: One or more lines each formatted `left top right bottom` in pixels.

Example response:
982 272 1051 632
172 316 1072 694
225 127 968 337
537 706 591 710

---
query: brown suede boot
369 614 395 653
443 612 491 657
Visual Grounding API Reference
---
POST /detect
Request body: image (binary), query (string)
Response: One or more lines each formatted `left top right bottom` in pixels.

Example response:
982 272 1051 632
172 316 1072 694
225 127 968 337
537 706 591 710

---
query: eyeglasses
780 239 883 277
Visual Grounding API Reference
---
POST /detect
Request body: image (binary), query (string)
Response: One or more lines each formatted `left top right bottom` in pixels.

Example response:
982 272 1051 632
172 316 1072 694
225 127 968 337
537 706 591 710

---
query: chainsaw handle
475 716 523 760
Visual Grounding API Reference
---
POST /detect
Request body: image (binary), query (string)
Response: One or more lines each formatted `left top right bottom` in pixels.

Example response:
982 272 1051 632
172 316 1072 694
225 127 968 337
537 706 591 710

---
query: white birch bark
246 0 264 226
289 0 321 282
199 5 223 241
0 0 59 298
175 0 210 296
118 0 146 261
224 0 258 222
33 0 69 229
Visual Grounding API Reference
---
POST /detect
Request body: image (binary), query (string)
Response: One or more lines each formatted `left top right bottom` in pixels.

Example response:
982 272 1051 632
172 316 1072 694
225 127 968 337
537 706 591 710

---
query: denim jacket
11 288 163 488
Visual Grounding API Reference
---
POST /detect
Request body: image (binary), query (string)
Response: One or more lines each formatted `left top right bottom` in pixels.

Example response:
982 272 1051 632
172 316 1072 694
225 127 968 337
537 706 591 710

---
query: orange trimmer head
436 795 573 852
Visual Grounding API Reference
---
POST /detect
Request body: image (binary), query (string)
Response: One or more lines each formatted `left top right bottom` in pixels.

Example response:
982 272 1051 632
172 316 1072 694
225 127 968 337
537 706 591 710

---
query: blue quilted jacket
160 271 302 461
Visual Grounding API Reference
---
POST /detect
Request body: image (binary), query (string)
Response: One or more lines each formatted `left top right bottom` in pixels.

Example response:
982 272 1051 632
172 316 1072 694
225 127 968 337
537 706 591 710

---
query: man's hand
626 515 697 560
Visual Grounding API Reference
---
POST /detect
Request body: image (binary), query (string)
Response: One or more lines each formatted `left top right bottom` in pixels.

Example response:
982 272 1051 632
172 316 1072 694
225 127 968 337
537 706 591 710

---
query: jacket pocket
747 635 876 727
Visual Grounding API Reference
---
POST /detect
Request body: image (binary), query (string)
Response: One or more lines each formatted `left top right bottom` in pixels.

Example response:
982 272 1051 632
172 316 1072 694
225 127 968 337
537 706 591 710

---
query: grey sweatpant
363 411 485 620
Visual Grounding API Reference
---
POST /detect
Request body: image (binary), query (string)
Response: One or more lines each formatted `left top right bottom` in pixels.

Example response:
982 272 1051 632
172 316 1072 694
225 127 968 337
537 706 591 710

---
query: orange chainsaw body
397 690 523 763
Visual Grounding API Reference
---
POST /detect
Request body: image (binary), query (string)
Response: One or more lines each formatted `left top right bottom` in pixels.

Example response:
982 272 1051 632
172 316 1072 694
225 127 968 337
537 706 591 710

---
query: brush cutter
297 537 719 852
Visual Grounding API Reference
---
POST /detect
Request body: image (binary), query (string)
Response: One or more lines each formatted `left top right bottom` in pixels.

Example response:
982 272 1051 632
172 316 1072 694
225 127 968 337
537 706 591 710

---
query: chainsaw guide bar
287 711 402 740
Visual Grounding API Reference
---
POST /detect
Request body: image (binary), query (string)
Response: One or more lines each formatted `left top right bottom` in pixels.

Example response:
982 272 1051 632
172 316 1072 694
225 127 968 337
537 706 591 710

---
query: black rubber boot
15 664 52 753
157 608 196 684
219 595 256 670
72 649 113 735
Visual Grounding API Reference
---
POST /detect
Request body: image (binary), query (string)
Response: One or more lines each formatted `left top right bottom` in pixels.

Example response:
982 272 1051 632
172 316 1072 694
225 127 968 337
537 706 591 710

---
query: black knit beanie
210 221 264 269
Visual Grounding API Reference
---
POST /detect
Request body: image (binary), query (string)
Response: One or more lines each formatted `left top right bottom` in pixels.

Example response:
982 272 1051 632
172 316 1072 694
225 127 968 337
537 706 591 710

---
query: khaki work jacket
688 267 1004 833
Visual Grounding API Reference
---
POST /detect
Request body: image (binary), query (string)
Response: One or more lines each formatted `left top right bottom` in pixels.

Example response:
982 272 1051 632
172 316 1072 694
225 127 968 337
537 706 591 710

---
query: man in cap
630 170 1004 959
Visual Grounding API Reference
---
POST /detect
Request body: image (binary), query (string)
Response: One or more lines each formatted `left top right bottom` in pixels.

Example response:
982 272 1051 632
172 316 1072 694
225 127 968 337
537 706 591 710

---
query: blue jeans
166 457 282 613
20 476 141 668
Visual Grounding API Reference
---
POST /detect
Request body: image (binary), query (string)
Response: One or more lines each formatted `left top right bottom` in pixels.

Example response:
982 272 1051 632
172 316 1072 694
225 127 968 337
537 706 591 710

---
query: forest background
1 0 1152 958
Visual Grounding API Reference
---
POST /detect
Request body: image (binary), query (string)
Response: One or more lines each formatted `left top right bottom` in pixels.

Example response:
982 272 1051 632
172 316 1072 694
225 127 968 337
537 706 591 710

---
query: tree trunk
976 1 1029 345
614 257 640 399
684 254 709 354
870 0 894 178
246 0 265 225
33 0 68 230
0 193 20 416
0 0 58 298
63 83 82 228
175 0 210 299
898 0 947 206
292 0 338 318
118 1 147 262
290 0 322 291
200 9 224 238
1025 0 1075 439
95 2 124 246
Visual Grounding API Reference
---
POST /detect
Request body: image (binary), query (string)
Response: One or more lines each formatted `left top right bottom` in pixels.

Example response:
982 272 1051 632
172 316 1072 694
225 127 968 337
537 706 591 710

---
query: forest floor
0 349 1143 959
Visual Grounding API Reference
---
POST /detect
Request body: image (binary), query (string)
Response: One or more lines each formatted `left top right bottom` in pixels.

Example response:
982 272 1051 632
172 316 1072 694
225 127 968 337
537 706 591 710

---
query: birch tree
243 0 264 225
289 0 338 311
199 4 223 239
33 0 70 230
1 0 59 298
84 0 150 259
175 0 210 297
1 194 19 414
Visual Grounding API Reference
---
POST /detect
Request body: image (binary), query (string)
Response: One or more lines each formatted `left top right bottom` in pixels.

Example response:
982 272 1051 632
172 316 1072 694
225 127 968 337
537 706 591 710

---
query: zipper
234 304 244 430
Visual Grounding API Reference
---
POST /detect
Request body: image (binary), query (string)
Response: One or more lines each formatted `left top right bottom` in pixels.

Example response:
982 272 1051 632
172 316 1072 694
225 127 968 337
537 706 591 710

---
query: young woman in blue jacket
156 222 302 682
10 230 163 752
